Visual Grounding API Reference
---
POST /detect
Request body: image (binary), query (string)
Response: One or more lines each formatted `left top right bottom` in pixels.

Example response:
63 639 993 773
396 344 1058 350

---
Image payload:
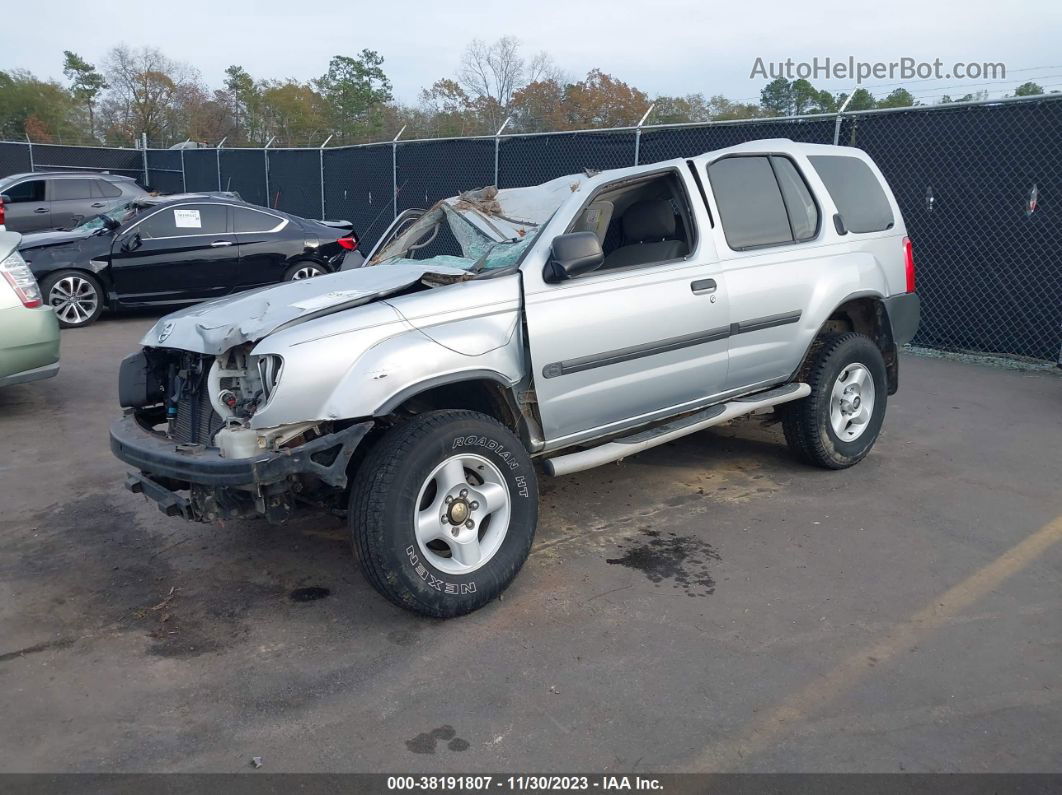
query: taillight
0 249 43 308
337 235 357 251
902 236 915 293
0 196 6 227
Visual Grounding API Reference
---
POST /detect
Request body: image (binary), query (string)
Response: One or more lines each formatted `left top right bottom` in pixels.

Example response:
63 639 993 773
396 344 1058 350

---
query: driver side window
565 172 694 273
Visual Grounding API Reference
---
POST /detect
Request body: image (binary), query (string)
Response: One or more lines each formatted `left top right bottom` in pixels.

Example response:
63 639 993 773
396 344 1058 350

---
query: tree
706 95 765 121
651 94 712 125
62 51 107 139
0 69 81 142
877 88 916 108
561 69 650 129
223 65 263 144
100 45 199 145
1013 81 1043 97
760 78 793 115
456 36 559 129
844 88 876 111
259 81 326 146
315 50 393 143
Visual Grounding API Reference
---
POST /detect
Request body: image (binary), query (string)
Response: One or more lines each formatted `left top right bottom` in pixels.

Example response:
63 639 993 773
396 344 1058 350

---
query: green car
0 231 60 387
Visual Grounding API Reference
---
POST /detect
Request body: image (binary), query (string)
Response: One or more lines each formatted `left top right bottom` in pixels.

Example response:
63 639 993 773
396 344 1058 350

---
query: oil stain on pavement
406 725 470 754
606 529 720 596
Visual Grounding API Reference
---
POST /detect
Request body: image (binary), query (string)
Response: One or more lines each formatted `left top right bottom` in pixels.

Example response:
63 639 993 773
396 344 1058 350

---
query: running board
543 383 811 477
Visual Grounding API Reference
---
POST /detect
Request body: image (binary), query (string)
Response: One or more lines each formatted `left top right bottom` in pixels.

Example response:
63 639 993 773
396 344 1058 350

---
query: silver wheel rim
49 276 98 325
414 453 511 576
291 265 323 280
830 363 876 442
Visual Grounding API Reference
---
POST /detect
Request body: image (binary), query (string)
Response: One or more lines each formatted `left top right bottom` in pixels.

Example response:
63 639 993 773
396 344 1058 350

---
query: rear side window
809 155 894 233
707 156 793 249
51 179 96 200
234 207 283 233
5 179 45 203
770 156 818 241
138 204 227 238
94 180 123 198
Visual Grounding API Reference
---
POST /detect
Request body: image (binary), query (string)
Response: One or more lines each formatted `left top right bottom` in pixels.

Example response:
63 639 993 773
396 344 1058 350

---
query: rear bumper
110 413 373 519
0 361 59 387
884 292 920 346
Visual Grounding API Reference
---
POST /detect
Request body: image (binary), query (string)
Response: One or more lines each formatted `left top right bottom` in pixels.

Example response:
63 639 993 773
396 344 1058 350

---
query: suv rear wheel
781 332 888 469
349 410 538 617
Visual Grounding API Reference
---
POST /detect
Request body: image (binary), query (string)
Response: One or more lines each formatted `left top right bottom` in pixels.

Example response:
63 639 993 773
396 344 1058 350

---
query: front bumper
111 413 373 519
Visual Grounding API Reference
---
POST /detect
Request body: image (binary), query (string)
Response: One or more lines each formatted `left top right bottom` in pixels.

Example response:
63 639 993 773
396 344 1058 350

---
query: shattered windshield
369 187 547 273
75 201 142 232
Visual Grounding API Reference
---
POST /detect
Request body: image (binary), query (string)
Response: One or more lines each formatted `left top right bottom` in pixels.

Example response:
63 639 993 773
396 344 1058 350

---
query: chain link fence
1 95 1059 361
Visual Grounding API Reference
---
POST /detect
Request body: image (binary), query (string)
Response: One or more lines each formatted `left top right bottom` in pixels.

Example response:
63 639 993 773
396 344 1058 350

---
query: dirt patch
606 529 720 597
406 725 470 754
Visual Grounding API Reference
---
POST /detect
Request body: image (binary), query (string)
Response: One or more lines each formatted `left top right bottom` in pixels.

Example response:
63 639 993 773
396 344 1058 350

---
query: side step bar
543 382 810 477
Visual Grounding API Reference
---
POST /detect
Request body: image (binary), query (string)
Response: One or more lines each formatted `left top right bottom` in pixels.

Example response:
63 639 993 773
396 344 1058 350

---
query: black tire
39 270 104 328
781 332 888 469
283 261 328 281
349 410 538 618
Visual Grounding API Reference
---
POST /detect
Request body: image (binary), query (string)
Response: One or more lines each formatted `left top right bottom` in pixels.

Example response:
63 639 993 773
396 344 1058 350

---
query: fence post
215 137 226 191
140 133 148 187
494 116 513 188
634 104 655 166
25 134 34 173
832 92 855 146
319 134 333 220
392 126 406 220
180 144 187 192
263 137 275 208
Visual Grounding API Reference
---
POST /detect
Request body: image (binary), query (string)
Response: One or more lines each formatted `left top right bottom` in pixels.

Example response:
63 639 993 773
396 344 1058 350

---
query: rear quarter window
809 155 894 233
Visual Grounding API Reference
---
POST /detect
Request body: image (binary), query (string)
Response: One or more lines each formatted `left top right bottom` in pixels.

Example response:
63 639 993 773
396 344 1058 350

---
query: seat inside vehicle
569 171 692 271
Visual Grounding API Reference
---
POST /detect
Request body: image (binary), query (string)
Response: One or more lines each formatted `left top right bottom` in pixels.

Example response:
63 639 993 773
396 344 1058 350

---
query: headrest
622 200 676 242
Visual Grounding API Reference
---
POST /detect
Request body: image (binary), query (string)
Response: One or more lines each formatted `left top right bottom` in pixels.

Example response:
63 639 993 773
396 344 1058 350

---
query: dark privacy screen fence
3 95 1059 360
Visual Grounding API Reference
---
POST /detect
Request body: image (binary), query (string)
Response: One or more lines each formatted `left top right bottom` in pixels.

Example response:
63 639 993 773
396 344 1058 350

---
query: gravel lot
1 313 1060 773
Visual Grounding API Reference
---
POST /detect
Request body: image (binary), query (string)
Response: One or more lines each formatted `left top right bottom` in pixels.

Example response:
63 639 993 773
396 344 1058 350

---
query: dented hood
142 262 467 354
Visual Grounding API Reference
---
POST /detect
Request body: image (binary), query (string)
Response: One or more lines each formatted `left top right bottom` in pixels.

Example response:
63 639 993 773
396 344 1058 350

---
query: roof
0 171 137 183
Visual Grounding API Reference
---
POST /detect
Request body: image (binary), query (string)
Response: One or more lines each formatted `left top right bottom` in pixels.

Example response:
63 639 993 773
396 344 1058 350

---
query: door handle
34 207 48 214
91 202 105 208
210 240 234 247
691 278 717 295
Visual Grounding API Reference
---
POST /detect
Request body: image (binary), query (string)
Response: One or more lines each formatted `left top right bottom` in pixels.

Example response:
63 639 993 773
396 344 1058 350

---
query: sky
2 0 1061 106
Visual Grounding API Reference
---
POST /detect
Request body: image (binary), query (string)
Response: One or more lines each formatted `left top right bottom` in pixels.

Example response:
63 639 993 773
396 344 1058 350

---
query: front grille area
166 352 224 446
174 384 224 445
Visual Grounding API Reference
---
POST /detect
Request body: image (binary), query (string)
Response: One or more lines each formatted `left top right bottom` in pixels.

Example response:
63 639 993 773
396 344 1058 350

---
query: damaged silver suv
111 139 919 617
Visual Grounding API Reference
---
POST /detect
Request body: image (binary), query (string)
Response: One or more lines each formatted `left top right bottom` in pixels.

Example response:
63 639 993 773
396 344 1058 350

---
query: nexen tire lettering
405 546 477 594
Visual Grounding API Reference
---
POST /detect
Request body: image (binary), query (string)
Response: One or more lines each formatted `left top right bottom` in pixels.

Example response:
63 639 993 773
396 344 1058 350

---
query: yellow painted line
688 514 1062 772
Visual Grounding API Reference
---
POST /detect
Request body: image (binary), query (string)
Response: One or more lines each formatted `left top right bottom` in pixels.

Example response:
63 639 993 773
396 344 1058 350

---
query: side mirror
544 231 604 282
102 215 121 231
121 232 142 252
0 194 11 204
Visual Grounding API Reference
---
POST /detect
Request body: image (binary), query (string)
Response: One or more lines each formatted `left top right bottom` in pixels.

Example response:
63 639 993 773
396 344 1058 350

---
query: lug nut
470 501 479 510
465 520 474 529
451 527 459 537
444 496 453 504
441 515 448 524
459 489 468 498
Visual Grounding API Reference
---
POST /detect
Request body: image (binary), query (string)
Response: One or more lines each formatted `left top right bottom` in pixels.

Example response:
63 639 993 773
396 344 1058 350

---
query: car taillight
337 235 357 250
902 236 915 293
0 250 43 308
0 196 6 227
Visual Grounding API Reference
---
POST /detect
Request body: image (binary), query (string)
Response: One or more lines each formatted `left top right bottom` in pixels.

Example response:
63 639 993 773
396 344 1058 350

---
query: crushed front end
110 346 372 523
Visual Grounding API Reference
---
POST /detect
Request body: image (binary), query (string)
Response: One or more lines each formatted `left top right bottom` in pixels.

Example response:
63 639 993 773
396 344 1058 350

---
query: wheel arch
792 291 900 394
375 371 533 447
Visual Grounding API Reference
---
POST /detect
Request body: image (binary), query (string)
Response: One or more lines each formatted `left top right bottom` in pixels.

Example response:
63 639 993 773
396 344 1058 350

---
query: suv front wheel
349 410 538 617
781 332 888 469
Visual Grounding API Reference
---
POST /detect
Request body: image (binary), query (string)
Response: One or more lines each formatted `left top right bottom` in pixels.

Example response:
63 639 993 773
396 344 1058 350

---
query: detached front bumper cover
110 413 373 491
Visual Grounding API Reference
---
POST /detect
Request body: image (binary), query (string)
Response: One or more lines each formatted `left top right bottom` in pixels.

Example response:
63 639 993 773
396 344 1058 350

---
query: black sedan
18 193 362 328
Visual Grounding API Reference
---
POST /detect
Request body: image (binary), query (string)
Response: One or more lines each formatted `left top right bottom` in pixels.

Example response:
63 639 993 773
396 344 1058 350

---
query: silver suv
0 172 146 233
111 139 920 617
